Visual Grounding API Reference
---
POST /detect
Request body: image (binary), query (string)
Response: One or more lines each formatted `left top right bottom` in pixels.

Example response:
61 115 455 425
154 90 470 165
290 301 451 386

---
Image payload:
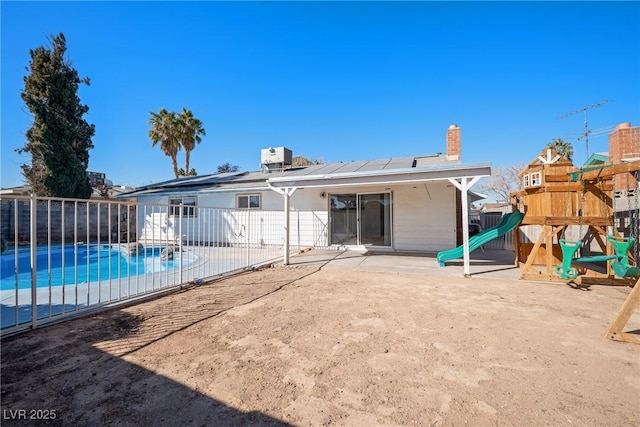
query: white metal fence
478 213 515 250
0 195 328 336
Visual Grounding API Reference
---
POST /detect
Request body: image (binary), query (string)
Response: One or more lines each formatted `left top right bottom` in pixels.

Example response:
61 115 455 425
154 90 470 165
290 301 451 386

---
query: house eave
117 185 271 199
266 163 492 189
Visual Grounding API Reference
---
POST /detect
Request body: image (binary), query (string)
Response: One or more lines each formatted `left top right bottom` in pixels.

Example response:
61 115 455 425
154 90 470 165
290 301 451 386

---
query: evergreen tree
17 33 95 198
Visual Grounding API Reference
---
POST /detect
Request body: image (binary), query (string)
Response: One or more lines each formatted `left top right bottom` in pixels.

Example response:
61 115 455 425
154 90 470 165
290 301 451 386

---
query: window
530 172 542 187
523 174 530 188
237 193 261 209
169 196 197 217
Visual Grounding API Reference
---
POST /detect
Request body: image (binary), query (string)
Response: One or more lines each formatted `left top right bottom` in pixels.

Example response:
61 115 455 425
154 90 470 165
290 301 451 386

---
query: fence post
297 210 301 252
246 211 251 267
179 203 183 285
30 194 38 329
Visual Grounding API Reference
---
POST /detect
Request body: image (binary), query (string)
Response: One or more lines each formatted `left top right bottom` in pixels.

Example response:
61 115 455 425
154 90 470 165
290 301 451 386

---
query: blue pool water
0 244 190 290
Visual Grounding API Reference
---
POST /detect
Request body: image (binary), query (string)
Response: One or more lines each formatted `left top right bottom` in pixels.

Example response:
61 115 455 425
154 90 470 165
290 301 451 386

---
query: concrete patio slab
288 248 521 280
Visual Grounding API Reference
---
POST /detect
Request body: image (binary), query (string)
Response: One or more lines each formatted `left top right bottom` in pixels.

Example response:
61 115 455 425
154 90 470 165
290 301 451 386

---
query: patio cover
267 162 492 276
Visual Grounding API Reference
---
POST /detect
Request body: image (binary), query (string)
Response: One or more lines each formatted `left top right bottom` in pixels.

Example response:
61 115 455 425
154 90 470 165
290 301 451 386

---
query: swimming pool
0 244 193 290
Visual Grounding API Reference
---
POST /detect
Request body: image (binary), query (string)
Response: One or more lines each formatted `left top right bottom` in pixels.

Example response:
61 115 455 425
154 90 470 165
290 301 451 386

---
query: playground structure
512 148 640 286
511 148 640 344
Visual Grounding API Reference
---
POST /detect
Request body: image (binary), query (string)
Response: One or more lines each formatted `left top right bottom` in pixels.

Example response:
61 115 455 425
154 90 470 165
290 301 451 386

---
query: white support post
267 184 297 265
448 176 481 277
460 178 471 277
282 188 298 265
284 191 291 265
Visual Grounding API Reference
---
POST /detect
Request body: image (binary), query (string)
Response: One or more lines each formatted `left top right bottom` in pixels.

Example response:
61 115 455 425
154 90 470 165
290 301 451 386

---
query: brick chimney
446 124 461 160
609 122 639 192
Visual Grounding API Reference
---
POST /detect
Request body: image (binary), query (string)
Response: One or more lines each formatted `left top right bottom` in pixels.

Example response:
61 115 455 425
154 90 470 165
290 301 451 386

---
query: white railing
0 195 327 336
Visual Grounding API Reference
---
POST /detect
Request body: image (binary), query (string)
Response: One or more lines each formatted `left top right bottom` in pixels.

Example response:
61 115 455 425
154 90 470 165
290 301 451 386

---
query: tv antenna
557 100 608 158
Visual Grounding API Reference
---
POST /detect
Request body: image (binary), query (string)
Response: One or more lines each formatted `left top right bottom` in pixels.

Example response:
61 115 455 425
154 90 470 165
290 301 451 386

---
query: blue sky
1 1 639 189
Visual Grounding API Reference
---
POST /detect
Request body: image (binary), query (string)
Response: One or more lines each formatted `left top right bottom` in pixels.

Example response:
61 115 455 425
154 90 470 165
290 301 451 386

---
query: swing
556 238 625 280
555 177 635 280
554 239 620 279
555 239 581 280
607 235 639 278
612 259 640 278
571 236 631 263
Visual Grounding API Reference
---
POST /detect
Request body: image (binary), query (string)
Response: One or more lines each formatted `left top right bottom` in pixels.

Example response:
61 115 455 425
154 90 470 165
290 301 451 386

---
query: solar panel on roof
356 159 393 171
329 162 368 173
384 158 416 169
414 156 459 168
283 166 318 176
300 163 346 175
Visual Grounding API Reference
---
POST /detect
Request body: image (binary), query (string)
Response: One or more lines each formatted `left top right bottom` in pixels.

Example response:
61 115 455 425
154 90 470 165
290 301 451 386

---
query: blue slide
437 212 525 266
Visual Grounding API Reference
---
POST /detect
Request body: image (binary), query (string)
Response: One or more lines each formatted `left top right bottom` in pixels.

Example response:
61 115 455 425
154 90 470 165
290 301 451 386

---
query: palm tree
178 108 206 176
546 138 574 162
149 108 181 178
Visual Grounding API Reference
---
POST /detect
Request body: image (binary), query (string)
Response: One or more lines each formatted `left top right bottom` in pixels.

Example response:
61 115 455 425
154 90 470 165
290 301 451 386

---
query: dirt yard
1 255 639 426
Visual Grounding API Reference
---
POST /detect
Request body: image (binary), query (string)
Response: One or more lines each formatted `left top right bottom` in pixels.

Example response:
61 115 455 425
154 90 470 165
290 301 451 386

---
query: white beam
448 176 481 192
268 184 297 265
448 177 481 277
460 178 471 277
268 164 491 189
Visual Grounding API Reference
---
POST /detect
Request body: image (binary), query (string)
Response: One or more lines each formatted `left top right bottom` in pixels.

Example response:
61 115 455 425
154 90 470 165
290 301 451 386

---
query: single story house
119 125 491 274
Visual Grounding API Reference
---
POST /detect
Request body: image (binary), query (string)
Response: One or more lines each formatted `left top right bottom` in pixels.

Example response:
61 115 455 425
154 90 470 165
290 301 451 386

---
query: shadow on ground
0 271 305 427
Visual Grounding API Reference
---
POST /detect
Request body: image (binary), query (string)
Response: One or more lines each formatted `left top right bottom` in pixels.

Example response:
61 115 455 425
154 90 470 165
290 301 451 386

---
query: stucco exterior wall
128 181 459 253
391 182 456 251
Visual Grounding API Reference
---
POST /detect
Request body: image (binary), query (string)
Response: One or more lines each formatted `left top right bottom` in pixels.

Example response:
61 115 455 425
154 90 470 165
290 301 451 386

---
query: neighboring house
582 122 639 210
591 123 640 263
0 186 30 196
0 172 134 200
119 125 491 272
583 152 609 168
480 202 513 215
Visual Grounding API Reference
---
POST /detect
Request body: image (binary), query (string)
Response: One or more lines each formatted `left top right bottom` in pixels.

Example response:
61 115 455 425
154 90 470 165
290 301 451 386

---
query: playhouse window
530 172 542 187
523 174 530 188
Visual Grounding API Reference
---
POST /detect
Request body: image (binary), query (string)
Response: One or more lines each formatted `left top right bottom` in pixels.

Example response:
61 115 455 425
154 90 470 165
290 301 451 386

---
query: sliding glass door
359 193 392 246
329 192 392 247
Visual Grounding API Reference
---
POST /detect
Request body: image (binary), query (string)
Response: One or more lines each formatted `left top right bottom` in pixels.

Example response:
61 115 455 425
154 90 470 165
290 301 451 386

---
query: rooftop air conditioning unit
87 171 106 187
260 147 292 171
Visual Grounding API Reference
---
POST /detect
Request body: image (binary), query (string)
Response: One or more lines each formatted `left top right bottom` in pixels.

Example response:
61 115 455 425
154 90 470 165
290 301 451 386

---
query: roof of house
480 202 512 212
0 184 135 199
584 152 609 166
118 153 491 198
